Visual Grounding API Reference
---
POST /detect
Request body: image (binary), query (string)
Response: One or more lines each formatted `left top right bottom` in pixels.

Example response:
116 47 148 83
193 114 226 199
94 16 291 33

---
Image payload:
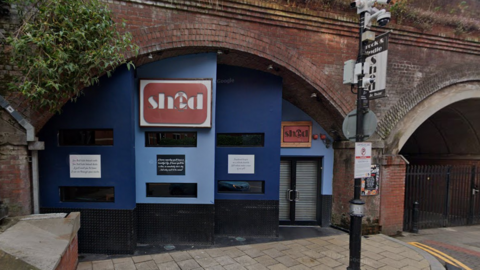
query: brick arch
378 63 480 142
129 22 351 121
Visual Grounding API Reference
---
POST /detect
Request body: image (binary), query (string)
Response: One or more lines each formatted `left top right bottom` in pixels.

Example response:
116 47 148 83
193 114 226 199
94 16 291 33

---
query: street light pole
348 11 367 270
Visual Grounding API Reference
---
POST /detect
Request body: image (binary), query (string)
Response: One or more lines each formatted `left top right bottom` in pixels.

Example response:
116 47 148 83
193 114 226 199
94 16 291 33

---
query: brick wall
0 144 31 216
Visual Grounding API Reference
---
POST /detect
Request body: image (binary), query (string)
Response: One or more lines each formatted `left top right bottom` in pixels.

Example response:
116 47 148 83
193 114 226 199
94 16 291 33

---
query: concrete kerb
379 234 445 270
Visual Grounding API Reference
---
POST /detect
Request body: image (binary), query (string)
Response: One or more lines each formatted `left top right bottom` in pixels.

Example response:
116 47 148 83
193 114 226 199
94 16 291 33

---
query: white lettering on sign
354 142 372 178
148 92 204 110
228 155 255 174
70 155 101 178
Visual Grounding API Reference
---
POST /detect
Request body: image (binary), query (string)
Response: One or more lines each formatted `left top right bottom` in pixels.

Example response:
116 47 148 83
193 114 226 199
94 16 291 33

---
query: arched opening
396 83 480 230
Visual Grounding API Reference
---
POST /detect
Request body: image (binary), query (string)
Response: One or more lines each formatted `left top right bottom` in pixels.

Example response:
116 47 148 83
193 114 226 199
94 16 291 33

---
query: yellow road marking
408 242 472 270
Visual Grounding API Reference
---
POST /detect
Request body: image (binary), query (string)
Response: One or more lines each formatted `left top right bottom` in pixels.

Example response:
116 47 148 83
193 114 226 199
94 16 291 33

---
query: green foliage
6 0 139 112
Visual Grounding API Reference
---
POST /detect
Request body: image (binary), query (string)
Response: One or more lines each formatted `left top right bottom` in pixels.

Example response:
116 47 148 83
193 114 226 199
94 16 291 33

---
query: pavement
396 225 480 270
77 227 442 270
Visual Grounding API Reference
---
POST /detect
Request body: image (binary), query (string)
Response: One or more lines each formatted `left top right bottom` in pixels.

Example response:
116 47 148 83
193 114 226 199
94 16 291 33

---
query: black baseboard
41 207 136 254
215 200 279 237
136 203 215 245
320 195 332 227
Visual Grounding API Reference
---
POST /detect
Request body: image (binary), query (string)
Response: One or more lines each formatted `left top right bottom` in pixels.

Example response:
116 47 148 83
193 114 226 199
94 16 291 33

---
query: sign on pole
354 142 372 178
364 32 389 100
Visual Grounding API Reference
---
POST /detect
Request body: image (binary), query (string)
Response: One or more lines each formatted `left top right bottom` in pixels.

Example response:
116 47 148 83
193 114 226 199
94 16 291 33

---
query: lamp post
347 1 391 269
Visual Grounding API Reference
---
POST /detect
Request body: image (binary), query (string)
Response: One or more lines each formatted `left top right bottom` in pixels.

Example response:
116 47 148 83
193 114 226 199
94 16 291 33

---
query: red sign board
140 80 212 127
281 121 312 147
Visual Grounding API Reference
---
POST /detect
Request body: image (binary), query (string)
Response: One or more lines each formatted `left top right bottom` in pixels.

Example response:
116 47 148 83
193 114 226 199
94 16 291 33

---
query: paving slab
79 230 439 270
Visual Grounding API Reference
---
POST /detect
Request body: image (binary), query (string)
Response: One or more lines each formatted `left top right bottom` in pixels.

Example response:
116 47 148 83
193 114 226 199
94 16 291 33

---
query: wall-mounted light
320 133 331 148
217 49 229 55
310 93 317 98
312 134 318 140
148 53 153 59
267 64 280 72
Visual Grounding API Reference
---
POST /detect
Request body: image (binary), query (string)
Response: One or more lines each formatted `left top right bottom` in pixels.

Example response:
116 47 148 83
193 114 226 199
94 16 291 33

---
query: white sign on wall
354 142 372 178
70 155 101 178
228 155 255 174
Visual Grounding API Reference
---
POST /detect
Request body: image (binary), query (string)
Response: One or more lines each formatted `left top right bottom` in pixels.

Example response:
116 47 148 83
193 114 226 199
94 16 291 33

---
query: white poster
228 155 255 174
354 142 372 178
70 155 101 178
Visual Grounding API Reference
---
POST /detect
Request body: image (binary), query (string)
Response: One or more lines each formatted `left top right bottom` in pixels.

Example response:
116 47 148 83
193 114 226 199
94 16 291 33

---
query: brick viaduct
1 0 480 234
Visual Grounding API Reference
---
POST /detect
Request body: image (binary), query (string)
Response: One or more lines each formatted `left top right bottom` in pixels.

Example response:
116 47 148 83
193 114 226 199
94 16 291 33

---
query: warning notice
354 142 372 178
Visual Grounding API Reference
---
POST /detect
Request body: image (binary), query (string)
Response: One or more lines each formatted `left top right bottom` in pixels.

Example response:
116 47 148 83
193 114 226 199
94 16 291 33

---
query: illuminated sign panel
139 79 212 127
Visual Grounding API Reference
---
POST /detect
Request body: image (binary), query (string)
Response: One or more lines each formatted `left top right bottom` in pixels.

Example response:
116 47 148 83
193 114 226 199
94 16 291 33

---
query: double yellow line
409 242 472 270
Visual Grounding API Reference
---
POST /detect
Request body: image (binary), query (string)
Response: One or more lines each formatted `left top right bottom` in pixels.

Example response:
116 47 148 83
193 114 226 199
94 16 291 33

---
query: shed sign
281 121 312 147
140 79 212 128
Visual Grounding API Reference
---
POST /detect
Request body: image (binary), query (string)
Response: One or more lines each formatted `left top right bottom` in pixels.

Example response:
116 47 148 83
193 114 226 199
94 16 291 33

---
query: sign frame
139 79 213 128
280 121 312 148
69 154 101 178
157 155 186 175
228 154 255 174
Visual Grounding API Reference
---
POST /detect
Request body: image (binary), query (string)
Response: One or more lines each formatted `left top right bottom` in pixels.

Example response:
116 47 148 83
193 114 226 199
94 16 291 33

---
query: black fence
404 165 480 231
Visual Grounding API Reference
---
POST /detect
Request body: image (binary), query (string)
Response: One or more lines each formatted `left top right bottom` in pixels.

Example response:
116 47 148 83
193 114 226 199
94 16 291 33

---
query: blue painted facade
134 53 217 204
37 53 334 249
38 65 136 209
215 65 283 200
281 100 334 195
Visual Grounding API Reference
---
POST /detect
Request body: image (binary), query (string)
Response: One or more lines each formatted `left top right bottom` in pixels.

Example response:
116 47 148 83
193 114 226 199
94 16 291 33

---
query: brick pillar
332 141 384 233
379 155 407 235
0 144 32 216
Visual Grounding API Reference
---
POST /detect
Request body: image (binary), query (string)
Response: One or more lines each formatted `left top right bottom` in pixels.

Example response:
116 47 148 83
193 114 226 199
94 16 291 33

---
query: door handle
473 189 480 195
286 189 294 201
294 190 300 201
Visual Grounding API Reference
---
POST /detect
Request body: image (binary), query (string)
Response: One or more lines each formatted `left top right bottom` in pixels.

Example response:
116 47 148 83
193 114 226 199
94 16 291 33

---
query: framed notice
139 79 212 128
228 155 255 174
69 155 101 178
157 155 186 175
362 164 379 196
281 121 312 148
354 142 372 178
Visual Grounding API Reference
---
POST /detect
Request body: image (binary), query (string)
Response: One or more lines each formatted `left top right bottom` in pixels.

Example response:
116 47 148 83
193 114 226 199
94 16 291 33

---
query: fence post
412 201 419 233
468 166 476 225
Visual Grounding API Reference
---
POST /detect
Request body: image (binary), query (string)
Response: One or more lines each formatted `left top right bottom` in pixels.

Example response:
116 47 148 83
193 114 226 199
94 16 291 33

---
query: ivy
6 0 139 112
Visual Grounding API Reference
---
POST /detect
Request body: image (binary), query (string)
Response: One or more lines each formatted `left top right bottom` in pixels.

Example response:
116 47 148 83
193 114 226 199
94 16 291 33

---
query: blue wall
135 53 217 204
215 65 283 200
38 65 136 209
281 100 334 195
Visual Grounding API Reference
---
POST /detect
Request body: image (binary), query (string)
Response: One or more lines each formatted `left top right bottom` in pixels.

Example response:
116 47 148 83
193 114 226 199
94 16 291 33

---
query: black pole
348 11 367 270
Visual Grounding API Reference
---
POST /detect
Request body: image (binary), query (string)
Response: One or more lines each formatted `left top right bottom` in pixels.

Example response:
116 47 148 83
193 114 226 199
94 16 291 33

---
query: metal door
279 158 321 225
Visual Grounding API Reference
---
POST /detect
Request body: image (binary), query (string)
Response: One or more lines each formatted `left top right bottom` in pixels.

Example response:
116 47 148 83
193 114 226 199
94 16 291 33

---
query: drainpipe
0 95 44 214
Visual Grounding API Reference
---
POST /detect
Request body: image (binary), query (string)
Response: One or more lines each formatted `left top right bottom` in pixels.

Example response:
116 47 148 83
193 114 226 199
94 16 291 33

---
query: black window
146 183 197 198
217 133 264 147
59 129 113 146
145 132 197 147
60 186 114 202
217 181 265 194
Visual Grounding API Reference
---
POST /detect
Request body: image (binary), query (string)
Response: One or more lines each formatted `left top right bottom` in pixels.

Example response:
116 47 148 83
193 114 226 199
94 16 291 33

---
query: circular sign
342 109 378 142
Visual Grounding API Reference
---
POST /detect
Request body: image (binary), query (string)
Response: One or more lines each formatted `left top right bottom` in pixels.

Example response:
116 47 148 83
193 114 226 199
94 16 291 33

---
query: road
396 225 480 270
